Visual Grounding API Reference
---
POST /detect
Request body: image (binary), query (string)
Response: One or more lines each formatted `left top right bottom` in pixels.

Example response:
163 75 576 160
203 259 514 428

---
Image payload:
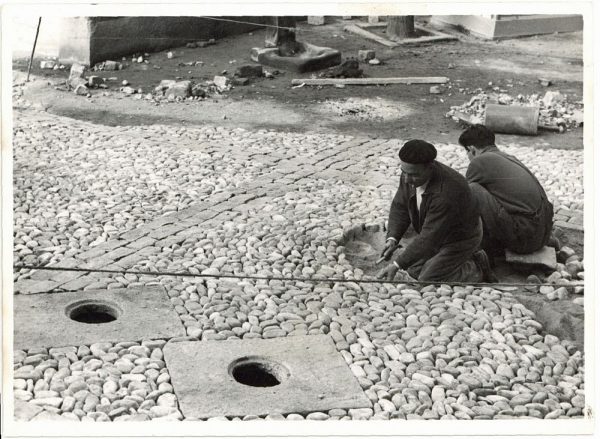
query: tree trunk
386 16 415 40
265 16 297 48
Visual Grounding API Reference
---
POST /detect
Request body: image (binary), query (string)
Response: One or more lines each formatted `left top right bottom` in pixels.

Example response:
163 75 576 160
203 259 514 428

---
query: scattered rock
235 65 263 78
40 60 56 70
213 76 231 92
358 50 376 62
74 84 89 96
167 81 192 98
232 77 250 86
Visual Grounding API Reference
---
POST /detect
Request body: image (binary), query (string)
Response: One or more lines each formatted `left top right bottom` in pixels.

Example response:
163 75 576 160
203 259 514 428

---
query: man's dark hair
458 124 496 149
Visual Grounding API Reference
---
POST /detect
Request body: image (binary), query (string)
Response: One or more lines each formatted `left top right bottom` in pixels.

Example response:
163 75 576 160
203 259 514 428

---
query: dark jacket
466 146 548 216
387 161 480 269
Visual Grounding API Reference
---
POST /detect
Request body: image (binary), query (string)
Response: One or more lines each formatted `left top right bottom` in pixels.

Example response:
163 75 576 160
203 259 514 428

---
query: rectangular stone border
164 334 372 418
14 286 185 350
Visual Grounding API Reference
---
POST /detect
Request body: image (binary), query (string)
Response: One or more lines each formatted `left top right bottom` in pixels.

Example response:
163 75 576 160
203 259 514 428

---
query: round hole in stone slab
229 356 290 387
65 300 122 324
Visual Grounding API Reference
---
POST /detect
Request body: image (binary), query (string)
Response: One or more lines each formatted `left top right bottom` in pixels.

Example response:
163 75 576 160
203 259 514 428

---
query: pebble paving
12 109 585 421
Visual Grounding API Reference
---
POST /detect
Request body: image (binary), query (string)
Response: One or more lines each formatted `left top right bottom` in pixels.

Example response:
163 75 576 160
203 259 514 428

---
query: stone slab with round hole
163 335 372 418
13 286 185 350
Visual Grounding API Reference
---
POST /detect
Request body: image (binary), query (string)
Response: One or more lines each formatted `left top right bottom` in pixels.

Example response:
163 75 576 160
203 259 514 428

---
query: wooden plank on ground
393 34 458 45
291 77 449 86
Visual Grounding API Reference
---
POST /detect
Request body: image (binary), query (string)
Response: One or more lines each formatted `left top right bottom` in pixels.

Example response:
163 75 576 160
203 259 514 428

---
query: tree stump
386 16 415 41
265 17 297 48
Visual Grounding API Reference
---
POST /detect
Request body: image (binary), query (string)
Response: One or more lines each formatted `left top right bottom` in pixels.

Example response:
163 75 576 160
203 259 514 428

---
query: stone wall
59 16 268 66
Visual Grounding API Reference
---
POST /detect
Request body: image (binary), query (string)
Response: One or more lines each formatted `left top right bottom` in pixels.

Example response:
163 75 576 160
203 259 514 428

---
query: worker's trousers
406 219 483 283
469 182 553 256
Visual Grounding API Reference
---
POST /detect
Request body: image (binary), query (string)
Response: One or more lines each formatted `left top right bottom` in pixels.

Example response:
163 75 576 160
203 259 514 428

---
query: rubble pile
319 59 363 79
530 246 585 303
152 76 233 101
446 91 584 131
92 60 123 72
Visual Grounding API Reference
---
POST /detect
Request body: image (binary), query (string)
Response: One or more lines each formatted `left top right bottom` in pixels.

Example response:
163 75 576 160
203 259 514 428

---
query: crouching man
377 139 495 282
458 125 554 257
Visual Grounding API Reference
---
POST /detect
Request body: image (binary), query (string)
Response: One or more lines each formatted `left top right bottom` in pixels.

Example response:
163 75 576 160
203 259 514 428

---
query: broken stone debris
68 63 86 82
165 81 192 99
429 85 442 94
87 76 104 88
188 39 216 48
320 59 363 79
232 77 250 86
66 63 90 94
40 60 56 70
446 90 583 131
235 64 263 78
152 77 233 100
368 58 381 65
191 84 207 97
74 84 90 96
542 91 564 107
357 50 376 62
213 76 231 92
93 60 122 71
121 86 136 95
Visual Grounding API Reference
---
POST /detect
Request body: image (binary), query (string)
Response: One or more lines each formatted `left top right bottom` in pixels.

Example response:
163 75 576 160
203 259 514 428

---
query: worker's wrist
386 237 398 243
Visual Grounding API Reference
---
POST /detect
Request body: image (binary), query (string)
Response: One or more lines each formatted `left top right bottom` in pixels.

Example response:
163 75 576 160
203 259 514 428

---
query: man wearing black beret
377 139 496 282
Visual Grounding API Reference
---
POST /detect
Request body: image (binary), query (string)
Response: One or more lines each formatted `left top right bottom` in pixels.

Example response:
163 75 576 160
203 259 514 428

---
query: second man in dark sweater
458 125 554 257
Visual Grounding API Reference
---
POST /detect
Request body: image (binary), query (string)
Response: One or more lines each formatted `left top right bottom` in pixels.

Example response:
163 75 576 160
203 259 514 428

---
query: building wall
58 16 268 66
432 14 583 39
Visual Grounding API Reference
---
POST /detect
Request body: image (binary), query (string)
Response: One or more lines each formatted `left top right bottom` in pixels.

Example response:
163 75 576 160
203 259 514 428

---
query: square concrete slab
164 335 372 418
14 286 185 350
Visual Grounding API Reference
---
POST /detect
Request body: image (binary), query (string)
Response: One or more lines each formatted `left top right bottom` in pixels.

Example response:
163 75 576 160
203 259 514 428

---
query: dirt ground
13 18 584 150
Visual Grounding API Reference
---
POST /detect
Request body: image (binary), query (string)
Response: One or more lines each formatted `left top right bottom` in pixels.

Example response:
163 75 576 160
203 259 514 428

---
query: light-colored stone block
14 286 185 350
164 335 371 418
505 246 557 271
308 16 326 25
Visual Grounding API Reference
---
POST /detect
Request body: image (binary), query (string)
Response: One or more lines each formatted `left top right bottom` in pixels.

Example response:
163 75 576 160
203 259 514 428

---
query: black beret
398 139 437 164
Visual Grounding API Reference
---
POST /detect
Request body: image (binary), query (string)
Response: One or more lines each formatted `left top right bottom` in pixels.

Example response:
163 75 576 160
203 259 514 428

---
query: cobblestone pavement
12 109 585 421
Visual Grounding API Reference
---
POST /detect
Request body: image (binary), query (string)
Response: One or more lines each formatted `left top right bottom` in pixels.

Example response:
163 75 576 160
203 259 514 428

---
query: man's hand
376 263 399 281
380 239 399 261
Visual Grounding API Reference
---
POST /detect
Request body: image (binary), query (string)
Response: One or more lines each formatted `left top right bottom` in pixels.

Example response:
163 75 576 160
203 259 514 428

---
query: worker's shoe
473 249 498 283
547 233 561 252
